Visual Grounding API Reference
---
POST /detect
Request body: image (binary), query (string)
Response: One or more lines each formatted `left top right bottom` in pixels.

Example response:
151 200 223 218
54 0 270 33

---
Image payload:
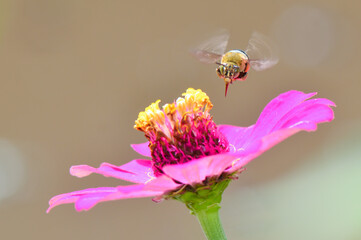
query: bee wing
246 31 279 71
190 30 230 64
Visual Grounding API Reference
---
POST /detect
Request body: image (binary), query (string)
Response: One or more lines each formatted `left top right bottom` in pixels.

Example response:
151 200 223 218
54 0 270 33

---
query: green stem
173 179 231 240
195 207 228 240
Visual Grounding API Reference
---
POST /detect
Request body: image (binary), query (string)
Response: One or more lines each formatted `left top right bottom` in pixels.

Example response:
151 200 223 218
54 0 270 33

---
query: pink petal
47 187 118 212
259 128 301 152
254 90 317 136
74 185 164 211
162 143 261 185
225 128 300 172
219 91 335 150
47 175 181 212
47 186 164 212
270 98 335 132
142 174 182 191
225 122 331 173
250 91 334 139
219 91 335 172
218 125 254 152
70 159 154 184
163 154 233 185
131 142 151 157
70 165 96 178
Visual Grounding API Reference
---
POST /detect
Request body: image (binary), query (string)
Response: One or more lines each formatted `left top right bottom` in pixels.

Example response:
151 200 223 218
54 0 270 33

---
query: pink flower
47 89 335 212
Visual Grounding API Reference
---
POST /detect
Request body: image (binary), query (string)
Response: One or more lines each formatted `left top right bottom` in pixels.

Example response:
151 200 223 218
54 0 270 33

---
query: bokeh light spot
0 139 25 201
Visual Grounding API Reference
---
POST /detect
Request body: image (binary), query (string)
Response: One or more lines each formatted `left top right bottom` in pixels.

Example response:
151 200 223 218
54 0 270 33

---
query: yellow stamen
181 88 213 114
134 88 213 136
135 100 164 131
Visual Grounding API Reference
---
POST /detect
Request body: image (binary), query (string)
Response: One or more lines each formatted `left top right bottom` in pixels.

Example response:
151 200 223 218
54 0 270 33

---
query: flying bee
191 30 279 96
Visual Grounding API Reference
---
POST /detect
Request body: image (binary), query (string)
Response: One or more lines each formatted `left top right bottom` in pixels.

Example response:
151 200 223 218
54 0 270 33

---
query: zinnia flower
47 88 334 239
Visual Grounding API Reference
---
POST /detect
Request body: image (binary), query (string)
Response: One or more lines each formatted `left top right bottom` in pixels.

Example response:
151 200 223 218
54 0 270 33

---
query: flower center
135 88 229 175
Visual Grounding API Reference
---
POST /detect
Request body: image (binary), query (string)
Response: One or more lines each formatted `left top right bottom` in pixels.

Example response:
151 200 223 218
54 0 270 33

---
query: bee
191 30 279 96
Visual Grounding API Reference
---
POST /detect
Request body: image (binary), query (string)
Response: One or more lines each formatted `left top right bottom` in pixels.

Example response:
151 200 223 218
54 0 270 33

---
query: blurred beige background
0 0 360 239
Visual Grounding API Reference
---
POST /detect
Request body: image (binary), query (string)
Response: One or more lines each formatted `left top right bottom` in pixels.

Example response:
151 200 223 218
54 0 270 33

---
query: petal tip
46 207 52 214
70 165 94 178
131 142 152 157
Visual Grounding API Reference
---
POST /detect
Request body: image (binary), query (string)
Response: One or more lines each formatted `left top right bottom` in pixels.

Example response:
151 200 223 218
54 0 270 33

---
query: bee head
216 63 240 80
